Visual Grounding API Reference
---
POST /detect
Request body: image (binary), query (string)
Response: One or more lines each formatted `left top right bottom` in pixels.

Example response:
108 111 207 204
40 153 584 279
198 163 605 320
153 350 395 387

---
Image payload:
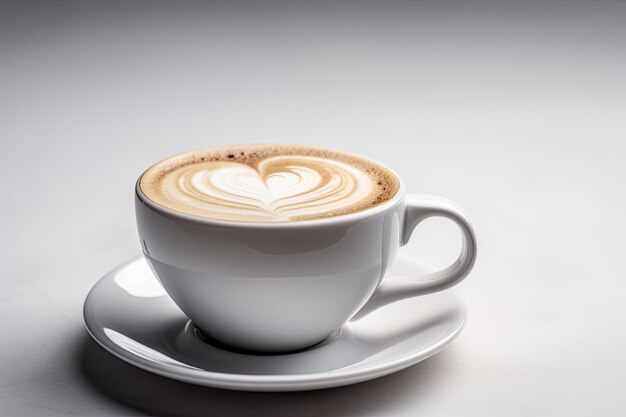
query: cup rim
135 146 407 229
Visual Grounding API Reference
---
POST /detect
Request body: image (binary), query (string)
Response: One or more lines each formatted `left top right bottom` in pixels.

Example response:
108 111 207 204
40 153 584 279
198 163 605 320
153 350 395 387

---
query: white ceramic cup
135 157 477 352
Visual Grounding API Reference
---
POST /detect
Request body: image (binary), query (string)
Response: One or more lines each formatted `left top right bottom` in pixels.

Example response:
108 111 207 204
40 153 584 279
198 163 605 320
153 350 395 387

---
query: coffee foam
139 145 400 222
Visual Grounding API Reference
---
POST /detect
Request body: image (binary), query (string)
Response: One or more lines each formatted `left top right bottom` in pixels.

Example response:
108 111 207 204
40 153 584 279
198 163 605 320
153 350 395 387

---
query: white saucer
83 251 468 392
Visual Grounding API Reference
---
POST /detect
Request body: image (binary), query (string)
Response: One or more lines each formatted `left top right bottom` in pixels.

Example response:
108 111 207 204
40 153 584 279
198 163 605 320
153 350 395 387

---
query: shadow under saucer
76 332 460 417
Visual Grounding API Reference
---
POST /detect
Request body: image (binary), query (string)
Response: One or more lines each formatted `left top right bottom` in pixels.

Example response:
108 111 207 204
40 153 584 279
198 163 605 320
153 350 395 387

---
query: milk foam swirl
158 156 373 222
140 145 400 222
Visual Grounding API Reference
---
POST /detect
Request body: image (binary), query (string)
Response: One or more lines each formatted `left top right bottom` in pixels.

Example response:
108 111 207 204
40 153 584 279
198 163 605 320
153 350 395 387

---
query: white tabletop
1 1 625 416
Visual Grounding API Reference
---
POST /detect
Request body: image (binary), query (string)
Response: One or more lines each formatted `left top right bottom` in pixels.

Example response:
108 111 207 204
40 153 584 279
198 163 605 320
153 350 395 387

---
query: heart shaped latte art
159 156 374 222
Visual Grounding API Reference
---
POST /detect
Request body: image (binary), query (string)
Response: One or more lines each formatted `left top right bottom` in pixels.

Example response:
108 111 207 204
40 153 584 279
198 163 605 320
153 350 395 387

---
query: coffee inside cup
139 144 400 222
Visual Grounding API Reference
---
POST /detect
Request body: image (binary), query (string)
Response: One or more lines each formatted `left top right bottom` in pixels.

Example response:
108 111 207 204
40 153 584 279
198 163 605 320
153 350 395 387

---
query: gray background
1 1 625 415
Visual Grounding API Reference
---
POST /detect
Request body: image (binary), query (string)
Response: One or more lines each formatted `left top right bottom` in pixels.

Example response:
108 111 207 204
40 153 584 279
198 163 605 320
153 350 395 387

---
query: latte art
140 145 400 222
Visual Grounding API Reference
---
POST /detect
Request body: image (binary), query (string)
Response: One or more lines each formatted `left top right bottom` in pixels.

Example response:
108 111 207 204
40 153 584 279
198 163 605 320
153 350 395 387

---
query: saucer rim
83 257 468 391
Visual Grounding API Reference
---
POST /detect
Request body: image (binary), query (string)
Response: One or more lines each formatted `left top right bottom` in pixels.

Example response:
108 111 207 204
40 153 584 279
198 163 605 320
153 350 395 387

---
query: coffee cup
135 145 477 352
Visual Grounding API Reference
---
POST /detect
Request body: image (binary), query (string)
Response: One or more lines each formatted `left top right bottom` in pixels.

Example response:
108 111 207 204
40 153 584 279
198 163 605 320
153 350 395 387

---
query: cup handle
351 195 477 320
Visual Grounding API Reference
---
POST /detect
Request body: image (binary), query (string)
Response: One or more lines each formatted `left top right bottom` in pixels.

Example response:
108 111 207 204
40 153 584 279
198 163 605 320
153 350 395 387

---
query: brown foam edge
139 144 400 222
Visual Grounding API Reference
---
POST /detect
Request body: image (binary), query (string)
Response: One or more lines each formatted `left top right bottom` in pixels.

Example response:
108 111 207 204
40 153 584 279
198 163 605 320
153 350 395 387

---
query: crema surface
139 145 400 222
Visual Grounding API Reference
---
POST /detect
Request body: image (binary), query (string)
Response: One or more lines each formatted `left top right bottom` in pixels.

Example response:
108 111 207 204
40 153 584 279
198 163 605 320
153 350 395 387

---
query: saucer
83 251 468 391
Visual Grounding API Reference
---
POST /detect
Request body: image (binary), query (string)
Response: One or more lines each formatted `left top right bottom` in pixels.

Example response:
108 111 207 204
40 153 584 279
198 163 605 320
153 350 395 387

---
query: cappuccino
139 144 400 222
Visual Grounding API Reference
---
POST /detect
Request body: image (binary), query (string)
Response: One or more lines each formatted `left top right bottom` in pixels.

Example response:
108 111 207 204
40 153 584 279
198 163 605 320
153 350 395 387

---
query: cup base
192 323 343 356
